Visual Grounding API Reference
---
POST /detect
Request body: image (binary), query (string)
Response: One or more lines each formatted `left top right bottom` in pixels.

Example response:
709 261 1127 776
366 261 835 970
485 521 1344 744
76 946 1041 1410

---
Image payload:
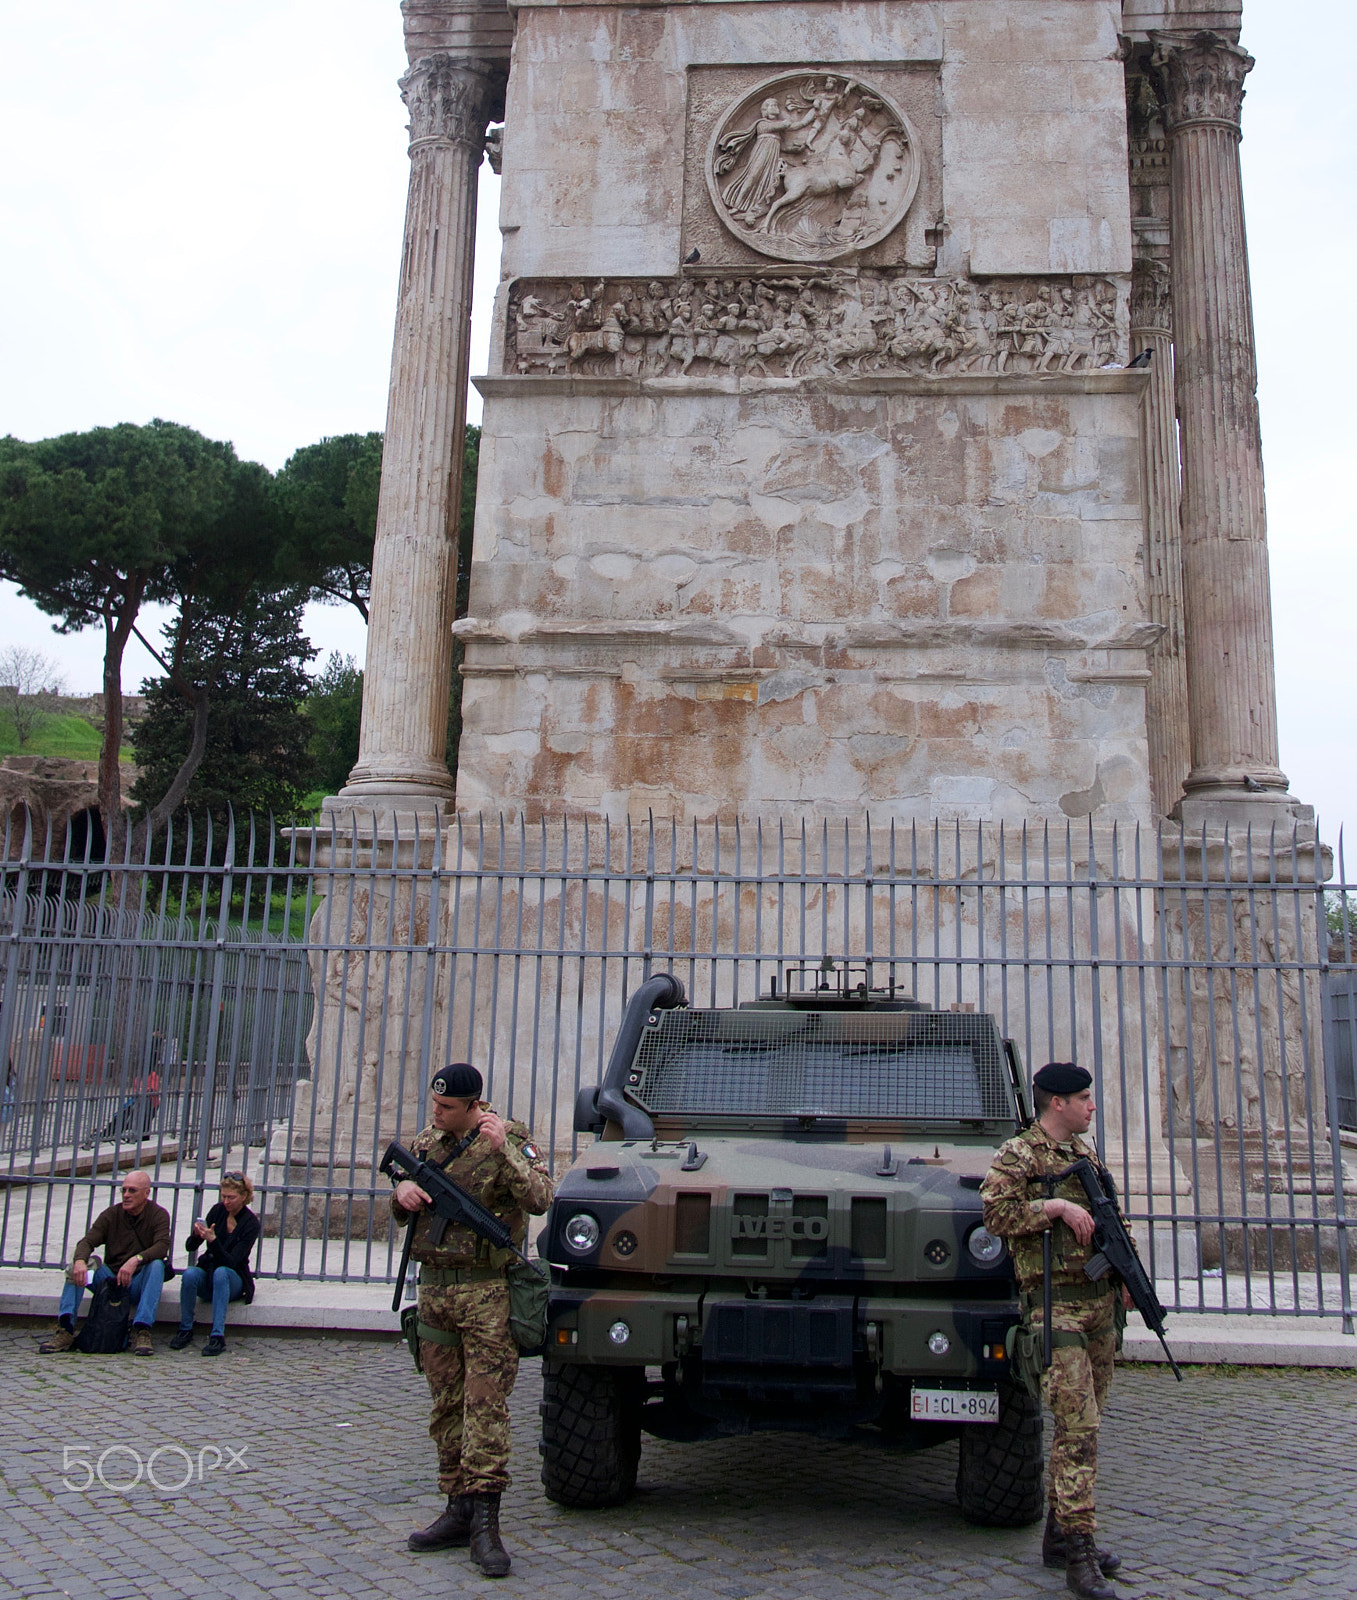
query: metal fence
0 807 1352 1329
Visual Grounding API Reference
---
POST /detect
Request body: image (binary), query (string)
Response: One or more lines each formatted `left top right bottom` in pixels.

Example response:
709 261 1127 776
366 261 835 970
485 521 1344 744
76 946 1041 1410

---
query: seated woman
169 1171 259 1355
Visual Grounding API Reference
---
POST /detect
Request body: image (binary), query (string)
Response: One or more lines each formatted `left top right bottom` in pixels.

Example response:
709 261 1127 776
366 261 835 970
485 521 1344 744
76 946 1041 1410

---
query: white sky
1 2 1354 846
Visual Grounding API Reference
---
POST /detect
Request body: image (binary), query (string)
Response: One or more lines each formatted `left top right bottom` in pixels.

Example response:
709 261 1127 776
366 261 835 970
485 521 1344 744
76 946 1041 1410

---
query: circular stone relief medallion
706 71 921 263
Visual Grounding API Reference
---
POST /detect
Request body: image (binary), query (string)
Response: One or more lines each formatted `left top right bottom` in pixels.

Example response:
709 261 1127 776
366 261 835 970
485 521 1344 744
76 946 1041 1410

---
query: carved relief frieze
682 64 943 272
1126 72 1169 187
400 54 497 152
705 73 921 264
506 272 1127 381
1150 31 1253 134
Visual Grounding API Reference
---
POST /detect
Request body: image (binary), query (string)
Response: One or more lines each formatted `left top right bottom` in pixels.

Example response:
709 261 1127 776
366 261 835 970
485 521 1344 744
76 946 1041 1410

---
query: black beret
430 1063 483 1099
1033 1061 1091 1096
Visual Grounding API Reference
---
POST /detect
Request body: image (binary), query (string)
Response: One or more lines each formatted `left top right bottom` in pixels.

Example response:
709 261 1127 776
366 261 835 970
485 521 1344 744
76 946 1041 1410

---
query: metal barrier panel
0 807 1351 1328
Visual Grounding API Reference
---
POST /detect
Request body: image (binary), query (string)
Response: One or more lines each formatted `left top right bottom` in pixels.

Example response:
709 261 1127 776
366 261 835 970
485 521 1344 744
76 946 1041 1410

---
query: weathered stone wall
456 0 1150 826
460 373 1153 823
498 1 1132 280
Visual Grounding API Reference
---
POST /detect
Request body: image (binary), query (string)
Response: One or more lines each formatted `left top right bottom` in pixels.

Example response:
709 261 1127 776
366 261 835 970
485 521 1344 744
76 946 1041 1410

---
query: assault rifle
1053 1157 1183 1381
380 1140 532 1314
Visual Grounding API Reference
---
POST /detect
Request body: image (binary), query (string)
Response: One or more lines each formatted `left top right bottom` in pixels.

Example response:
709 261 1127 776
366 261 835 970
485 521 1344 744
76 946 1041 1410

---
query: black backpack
75 1278 134 1354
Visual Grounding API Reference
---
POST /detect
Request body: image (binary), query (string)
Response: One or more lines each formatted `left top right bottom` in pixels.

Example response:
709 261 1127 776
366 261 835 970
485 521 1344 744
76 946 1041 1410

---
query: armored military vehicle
537 967 1043 1526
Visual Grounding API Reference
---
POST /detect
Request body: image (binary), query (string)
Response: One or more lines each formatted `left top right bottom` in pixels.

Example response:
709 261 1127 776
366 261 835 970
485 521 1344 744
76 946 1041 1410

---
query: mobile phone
195 1216 207 1227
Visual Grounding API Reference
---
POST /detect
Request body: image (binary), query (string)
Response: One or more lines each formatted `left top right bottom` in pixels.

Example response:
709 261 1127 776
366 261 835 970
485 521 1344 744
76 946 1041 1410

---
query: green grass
0 712 135 762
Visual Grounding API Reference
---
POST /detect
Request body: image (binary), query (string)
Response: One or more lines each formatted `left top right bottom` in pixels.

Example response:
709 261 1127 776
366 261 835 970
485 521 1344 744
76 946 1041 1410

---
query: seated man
40 1170 171 1356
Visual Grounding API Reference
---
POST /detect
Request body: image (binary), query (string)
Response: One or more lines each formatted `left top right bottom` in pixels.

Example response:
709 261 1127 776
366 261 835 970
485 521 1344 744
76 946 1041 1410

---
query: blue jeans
177 1265 244 1338
60 1259 165 1329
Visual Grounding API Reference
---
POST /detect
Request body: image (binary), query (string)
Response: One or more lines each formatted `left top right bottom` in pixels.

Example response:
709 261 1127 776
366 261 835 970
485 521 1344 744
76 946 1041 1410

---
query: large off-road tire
539 1361 642 1509
955 1379 1044 1527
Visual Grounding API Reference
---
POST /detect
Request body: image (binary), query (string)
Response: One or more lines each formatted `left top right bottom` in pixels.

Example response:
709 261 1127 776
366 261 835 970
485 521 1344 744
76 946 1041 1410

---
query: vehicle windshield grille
630 1009 1013 1121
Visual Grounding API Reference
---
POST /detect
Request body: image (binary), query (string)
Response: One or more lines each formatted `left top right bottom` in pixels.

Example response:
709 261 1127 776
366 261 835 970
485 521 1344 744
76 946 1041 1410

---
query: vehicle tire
955 1378 1044 1527
539 1361 642 1509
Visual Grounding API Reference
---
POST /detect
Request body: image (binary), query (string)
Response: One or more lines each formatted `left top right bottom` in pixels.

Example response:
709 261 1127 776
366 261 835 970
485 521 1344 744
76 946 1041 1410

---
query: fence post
190 816 236 1214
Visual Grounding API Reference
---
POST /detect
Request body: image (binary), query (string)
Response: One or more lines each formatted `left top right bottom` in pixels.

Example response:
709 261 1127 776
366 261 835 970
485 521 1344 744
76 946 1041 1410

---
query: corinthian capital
1131 258 1172 335
1151 30 1253 135
400 54 495 152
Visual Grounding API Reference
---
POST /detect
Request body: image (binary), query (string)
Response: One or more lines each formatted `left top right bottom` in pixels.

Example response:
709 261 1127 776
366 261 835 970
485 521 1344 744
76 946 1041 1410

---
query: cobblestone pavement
1 1323 1353 1600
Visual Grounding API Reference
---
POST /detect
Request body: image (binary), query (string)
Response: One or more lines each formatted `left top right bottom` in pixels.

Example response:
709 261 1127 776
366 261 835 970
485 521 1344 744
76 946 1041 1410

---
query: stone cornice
454 616 1163 657
401 0 513 67
1151 30 1253 136
474 370 1151 400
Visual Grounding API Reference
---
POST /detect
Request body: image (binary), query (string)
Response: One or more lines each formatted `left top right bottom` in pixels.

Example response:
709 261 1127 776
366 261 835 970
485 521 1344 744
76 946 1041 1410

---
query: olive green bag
505 1257 550 1353
1006 1322 1043 1398
1006 1320 1091 1397
398 1258 549 1369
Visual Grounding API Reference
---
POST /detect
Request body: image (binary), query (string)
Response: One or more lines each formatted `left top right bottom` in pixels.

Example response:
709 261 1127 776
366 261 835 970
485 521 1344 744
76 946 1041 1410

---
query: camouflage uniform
391 1105 554 1496
981 1123 1125 1536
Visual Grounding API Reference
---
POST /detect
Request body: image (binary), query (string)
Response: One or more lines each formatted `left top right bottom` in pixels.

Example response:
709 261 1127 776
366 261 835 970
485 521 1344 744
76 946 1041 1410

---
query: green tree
274 433 383 621
131 592 318 827
306 652 363 795
0 421 280 844
276 424 480 781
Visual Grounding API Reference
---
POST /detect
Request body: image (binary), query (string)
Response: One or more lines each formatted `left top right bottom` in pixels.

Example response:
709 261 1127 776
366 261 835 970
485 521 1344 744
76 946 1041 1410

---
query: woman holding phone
170 1171 259 1354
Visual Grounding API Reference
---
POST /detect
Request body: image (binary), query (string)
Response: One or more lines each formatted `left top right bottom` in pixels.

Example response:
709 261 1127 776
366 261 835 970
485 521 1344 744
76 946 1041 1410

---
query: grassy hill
0 712 134 762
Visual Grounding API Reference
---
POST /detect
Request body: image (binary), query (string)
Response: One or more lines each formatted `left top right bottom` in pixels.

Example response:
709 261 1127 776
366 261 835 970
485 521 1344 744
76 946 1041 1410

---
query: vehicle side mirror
573 1084 605 1136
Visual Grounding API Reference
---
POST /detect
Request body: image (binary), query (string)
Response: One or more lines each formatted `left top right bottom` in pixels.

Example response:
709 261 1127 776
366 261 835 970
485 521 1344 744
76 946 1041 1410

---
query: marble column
1127 67 1191 818
339 54 498 810
1131 257 1192 817
1151 30 1292 816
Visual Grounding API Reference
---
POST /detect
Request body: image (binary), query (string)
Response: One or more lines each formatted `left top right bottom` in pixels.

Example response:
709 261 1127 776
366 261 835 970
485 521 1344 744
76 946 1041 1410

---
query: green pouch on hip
400 1304 423 1374
505 1257 549 1354
401 1304 463 1372
1005 1321 1043 1399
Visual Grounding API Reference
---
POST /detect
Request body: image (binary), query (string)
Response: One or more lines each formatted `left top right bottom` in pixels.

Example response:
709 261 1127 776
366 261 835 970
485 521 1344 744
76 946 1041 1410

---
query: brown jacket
73 1201 172 1273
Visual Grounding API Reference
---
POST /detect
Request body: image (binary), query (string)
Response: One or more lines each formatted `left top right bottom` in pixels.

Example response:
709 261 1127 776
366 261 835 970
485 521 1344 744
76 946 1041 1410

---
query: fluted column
1152 30 1289 809
341 54 497 805
1131 258 1192 815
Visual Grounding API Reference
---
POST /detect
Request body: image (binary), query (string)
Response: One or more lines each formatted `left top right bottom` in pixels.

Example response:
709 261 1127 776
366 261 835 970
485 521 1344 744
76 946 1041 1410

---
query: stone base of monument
1126 1208 1201 1282
1186 1134 1357 1272
1118 1154 1199 1280
258 1125 401 1239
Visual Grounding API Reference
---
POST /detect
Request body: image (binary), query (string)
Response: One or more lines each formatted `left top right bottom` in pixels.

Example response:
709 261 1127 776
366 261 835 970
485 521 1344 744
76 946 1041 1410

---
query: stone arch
65 807 106 864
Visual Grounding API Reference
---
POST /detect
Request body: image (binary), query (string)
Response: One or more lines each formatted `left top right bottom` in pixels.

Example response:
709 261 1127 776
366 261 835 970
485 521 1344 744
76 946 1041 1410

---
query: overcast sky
1 2 1353 844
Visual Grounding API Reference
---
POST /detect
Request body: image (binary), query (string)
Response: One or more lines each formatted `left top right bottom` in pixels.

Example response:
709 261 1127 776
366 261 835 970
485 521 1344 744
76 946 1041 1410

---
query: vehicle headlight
927 1330 951 1356
607 1320 631 1346
563 1212 600 1255
966 1225 1006 1266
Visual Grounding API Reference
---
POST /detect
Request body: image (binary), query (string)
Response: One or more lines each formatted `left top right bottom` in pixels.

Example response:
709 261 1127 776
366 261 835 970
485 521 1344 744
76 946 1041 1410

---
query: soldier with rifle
388 1064 553 1577
981 1062 1165 1600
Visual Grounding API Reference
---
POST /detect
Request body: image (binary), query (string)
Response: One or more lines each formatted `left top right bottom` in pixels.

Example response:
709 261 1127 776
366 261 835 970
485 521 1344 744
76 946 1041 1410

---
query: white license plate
910 1387 999 1423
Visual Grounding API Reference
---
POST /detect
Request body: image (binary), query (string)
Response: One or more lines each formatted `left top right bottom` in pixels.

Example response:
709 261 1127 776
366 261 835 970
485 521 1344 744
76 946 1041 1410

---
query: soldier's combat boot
468 1493 511 1578
407 1494 473 1551
1064 1532 1117 1600
1043 1510 1122 1577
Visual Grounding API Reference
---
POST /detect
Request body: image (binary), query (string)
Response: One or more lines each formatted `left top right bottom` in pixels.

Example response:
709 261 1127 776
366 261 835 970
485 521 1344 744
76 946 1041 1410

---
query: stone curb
0 1267 394 1333
3 1266 1352 1363
1119 1321 1356 1369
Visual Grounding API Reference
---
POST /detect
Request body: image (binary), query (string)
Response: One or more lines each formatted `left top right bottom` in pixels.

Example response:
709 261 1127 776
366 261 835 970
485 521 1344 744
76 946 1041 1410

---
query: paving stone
2 1325 1355 1597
